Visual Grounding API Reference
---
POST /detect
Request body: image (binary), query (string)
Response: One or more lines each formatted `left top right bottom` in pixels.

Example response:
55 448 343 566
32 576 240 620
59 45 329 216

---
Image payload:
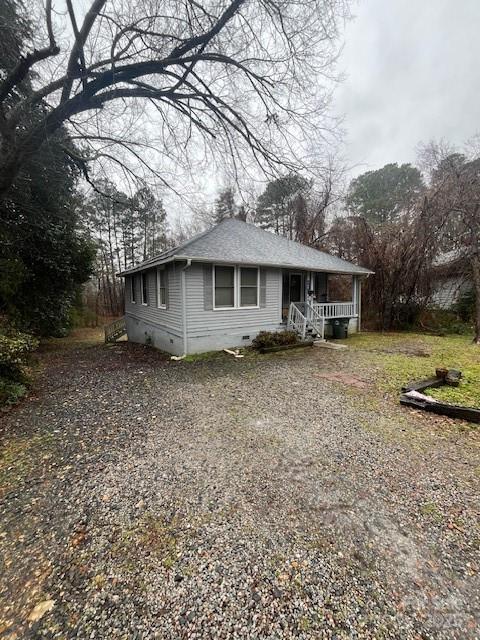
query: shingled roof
119 218 373 276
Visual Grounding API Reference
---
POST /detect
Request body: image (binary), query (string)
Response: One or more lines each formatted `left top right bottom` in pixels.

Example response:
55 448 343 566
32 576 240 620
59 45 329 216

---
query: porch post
352 275 358 315
305 271 314 320
358 278 362 332
352 276 362 331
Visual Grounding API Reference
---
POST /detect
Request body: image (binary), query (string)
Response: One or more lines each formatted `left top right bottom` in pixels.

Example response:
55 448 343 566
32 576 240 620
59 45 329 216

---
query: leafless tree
418 141 480 343
295 159 345 246
0 0 350 201
326 215 433 330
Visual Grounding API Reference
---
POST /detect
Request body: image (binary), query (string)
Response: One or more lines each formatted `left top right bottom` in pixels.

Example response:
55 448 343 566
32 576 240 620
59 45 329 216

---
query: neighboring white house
430 249 472 309
118 218 373 355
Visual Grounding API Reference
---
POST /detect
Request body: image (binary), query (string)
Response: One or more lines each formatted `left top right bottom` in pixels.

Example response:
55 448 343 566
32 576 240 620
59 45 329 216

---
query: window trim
212 264 260 311
130 275 136 304
239 266 260 308
157 267 167 309
141 272 148 306
213 264 236 310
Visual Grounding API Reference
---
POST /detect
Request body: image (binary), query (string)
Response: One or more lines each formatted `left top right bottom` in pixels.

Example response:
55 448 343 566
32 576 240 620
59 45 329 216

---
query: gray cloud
335 0 480 175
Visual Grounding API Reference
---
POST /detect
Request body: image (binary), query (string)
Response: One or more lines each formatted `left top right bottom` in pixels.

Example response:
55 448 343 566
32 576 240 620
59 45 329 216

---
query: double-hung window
157 267 166 308
130 276 136 303
214 266 235 308
213 265 259 309
141 273 148 305
239 267 259 307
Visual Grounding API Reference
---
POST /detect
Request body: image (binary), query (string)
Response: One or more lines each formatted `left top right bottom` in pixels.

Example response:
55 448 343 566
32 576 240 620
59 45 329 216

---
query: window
214 265 235 308
157 267 166 308
130 276 136 303
240 267 259 307
213 265 260 309
141 272 148 305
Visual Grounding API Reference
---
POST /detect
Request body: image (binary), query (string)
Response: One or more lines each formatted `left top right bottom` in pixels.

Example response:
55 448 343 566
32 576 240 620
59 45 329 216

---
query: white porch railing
287 302 325 340
313 301 358 319
287 300 358 341
291 302 325 339
287 302 308 339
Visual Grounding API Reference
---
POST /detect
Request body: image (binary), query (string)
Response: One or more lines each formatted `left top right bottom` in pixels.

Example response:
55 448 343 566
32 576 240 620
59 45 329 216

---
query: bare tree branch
0 0 59 105
0 0 349 200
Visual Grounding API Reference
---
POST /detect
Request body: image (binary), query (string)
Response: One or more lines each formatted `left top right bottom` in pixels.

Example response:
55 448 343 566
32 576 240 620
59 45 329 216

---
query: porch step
287 302 325 340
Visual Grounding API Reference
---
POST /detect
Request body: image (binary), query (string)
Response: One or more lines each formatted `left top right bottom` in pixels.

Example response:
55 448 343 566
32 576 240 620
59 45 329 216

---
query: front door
289 273 303 304
282 271 304 321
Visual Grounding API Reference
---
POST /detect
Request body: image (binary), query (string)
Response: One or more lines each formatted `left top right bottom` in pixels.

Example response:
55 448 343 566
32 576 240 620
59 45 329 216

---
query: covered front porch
281 269 362 340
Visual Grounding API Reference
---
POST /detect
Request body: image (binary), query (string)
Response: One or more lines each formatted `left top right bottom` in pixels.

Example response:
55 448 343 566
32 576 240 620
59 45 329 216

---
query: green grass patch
40 327 104 352
182 350 227 363
419 501 443 521
0 378 28 405
349 332 480 408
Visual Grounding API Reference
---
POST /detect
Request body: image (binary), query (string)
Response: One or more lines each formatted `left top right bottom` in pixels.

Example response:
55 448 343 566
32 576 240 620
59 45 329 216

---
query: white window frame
130 275 136 304
141 272 148 306
239 265 260 308
157 267 166 309
212 264 260 311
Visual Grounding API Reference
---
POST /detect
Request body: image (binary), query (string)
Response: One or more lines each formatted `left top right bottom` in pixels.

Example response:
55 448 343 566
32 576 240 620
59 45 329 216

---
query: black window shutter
203 264 213 310
164 266 170 309
260 268 267 308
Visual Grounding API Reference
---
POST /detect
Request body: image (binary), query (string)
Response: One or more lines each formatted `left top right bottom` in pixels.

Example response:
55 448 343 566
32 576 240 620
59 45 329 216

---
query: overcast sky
335 0 480 176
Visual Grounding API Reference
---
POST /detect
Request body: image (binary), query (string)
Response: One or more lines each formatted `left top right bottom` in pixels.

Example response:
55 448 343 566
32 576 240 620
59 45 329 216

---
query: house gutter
172 255 374 276
181 259 192 356
119 255 374 278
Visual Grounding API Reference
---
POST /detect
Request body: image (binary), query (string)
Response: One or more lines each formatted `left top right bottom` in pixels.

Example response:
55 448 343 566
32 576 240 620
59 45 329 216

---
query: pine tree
214 187 237 223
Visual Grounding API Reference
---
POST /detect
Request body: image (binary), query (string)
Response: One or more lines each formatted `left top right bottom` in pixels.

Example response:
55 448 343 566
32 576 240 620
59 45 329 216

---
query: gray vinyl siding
124 259 359 355
185 262 282 340
125 262 183 335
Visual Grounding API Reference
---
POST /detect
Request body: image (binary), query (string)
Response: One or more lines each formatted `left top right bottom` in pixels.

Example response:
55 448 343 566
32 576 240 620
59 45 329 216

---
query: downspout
358 275 368 333
181 259 192 356
358 279 362 332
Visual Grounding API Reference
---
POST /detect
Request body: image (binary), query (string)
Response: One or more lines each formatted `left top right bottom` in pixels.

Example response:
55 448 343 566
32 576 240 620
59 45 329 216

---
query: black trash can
333 317 349 339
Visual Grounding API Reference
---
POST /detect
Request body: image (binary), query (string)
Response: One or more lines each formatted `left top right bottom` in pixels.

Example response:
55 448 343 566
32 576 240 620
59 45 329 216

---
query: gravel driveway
1 336 479 639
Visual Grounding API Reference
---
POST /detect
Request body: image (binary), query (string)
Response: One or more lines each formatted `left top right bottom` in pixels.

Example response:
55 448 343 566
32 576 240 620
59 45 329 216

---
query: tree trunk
472 254 480 344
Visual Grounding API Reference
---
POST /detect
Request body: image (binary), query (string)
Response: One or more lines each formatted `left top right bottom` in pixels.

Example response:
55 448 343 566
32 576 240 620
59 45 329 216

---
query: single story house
118 218 373 355
429 249 472 309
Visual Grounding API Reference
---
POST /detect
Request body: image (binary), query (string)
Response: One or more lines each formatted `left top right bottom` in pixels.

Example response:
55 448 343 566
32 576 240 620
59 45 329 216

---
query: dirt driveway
1 334 479 639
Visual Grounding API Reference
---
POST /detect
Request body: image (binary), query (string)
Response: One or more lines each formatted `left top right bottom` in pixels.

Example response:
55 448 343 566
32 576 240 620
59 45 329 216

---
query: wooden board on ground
314 341 348 350
400 394 480 424
401 376 444 393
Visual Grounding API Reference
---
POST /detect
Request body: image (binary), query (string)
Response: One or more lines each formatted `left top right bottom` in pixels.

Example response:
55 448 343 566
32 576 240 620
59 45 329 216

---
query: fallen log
402 368 462 393
400 368 480 423
402 376 444 393
400 393 480 424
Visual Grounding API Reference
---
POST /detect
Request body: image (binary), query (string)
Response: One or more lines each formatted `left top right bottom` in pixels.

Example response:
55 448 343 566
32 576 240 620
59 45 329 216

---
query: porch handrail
313 301 357 319
306 302 325 340
104 316 126 343
287 302 307 339
288 302 325 340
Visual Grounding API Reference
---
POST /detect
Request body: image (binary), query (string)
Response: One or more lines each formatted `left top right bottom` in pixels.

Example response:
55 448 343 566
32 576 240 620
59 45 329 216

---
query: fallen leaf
70 528 87 547
28 599 55 622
